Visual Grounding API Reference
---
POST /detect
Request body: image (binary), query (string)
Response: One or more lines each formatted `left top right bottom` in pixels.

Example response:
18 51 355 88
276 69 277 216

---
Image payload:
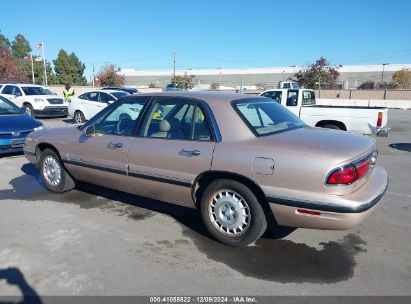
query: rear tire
74 111 85 124
39 148 75 193
322 124 341 130
24 104 34 117
200 179 267 247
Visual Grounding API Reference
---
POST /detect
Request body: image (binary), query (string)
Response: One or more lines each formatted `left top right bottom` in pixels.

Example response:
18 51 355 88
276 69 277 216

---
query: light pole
380 63 389 86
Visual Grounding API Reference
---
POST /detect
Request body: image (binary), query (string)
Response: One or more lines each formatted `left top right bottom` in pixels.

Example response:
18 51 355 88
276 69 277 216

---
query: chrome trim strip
63 159 192 188
128 170 192 187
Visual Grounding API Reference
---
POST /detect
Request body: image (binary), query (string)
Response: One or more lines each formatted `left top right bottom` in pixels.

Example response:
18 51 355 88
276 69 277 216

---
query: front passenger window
92 98 146 136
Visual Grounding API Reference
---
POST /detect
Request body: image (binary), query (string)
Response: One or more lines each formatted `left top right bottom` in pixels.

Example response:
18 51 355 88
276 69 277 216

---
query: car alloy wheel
42 155 62 186
74 111 84 123
209 189 251 235
24 105 33 117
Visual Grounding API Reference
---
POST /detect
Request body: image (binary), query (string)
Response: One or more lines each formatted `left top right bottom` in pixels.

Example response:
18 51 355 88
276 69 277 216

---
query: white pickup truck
259 89 390 136
0 83 68 118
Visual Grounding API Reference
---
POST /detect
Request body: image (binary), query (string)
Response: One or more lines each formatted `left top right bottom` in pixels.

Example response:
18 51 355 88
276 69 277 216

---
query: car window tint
89 92 98 102
262 91 282 103
193 106 211 141
99 92 113 103
79 93 88 100
93 98 147 136
2 85 15 95
286 91 298 106
143 98 194 140
302 90 315 105
234 99 305 136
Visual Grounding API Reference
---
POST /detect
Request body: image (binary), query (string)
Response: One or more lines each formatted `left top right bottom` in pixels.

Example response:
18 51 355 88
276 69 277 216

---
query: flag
24 54 32 61
36 43 43 49
35 56 43 62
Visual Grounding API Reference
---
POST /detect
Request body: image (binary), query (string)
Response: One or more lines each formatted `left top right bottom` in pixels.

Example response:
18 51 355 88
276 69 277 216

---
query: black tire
74 111 85 124
24 104 34 117
39 148 75 193
322 124 342 130
200 179 267 247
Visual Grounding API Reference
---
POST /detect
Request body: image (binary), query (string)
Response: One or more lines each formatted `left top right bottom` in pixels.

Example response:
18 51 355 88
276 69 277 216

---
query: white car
0 83 68 118
68 90 129 123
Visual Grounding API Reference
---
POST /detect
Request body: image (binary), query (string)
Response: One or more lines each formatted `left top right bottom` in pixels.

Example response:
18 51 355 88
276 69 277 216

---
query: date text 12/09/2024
149 296 257 303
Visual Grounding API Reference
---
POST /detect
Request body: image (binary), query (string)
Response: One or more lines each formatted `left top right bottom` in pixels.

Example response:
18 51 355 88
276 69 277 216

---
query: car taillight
355 158 370 179
327 154 374 185
327 164 357 185
377 112 383 127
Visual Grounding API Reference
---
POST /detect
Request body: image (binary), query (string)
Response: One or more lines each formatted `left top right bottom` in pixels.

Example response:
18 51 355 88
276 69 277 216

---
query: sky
1 0 411 80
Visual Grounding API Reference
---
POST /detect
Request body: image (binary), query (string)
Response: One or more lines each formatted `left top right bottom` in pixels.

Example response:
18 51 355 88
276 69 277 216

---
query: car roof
0 83 43 87
98 89 128 94
126 91 264 107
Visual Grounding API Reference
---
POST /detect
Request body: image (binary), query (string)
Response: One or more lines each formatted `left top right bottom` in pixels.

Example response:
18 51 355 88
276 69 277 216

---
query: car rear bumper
376 126 391 137
34 106 68 117
267 166 388 230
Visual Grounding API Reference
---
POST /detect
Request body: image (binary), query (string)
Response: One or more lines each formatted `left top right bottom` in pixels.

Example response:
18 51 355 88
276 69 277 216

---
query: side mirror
15 92 22 97
83 125 95 136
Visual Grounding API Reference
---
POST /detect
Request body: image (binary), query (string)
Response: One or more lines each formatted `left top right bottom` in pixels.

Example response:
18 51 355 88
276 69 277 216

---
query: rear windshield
111 91 129 99
233 98 305 136
21 86 48 95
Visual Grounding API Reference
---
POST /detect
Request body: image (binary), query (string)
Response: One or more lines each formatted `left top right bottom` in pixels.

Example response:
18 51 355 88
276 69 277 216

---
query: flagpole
42 42 48 86
31 55 35 84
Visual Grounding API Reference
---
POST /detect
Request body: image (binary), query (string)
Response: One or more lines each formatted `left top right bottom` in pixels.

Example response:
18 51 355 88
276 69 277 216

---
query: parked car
0 95 43 155
0 83 68 118
101 87 139 95
259 89 390 136
24 92 388 246
68 90 129 123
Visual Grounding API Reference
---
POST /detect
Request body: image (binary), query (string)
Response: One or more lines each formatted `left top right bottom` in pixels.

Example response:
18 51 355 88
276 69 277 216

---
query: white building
119 64 411 89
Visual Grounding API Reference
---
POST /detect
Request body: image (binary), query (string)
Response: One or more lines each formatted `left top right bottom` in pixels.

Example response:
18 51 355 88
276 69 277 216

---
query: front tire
39 148 75 193
24 104 34 117
74 110 86 124
200 179 267 246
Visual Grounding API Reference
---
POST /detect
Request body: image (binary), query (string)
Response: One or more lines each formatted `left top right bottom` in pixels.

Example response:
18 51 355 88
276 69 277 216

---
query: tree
11 34 31 58
171 73 195 89
53 49 87 85
0 30 10 49
0 47 28 82
294 57 340 89
358 81 375 89
96 64 125 86
393 69 411 89
210 82 220 90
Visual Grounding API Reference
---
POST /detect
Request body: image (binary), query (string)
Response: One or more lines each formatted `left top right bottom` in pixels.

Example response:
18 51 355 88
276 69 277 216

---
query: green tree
53 49 87 85
96 64 125 86
171 73 195 89
294 57 340 89
393 69 411 89
0 30 10 49
11 34 32 58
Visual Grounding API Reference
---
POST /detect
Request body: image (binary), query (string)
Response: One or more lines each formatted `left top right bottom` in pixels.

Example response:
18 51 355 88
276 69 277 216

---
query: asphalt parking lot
0 110 410 297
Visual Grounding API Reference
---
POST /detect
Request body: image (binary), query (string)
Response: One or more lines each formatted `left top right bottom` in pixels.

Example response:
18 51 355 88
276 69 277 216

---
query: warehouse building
119 64 411 90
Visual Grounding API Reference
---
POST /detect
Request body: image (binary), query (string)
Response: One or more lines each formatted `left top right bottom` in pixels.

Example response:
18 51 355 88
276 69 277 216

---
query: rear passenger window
143 98 211 141
286 91 298 106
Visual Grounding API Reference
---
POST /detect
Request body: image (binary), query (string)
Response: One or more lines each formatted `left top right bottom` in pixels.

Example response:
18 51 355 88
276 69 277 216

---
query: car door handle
107 142 123 149
182 149 201 156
